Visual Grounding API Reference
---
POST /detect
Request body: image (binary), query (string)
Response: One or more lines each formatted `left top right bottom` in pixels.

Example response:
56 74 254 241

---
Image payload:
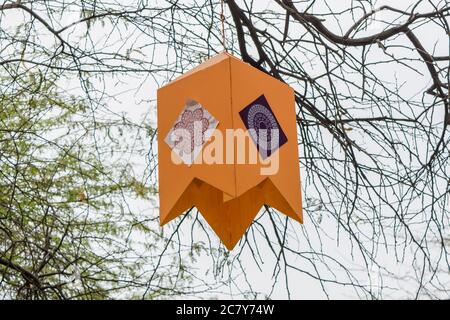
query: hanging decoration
157 52 303 250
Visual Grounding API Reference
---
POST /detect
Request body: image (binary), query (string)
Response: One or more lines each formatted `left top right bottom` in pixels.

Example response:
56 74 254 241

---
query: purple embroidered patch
239 95 287 159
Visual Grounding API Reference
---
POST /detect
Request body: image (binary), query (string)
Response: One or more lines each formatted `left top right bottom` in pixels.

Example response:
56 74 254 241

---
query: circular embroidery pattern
239 94 288 159
172 107 210 155
247 103 279 151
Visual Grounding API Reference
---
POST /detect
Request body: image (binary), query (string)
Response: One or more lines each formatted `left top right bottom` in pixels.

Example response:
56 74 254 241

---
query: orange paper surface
157 52 303 250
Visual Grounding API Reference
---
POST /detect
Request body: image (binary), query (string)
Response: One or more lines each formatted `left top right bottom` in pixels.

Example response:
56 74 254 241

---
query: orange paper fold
157 52 303 250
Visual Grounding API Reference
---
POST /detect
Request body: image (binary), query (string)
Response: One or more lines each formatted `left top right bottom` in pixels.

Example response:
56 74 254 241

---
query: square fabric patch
239 94 287 159
165 99 218 166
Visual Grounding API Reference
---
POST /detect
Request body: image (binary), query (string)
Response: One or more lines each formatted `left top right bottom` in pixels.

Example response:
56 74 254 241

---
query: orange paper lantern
157 52 303 249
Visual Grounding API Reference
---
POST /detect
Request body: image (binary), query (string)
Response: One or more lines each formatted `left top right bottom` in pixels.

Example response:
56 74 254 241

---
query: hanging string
220 0 227 52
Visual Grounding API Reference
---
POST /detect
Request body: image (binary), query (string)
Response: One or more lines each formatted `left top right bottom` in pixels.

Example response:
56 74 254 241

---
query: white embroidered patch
164 99 218 166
